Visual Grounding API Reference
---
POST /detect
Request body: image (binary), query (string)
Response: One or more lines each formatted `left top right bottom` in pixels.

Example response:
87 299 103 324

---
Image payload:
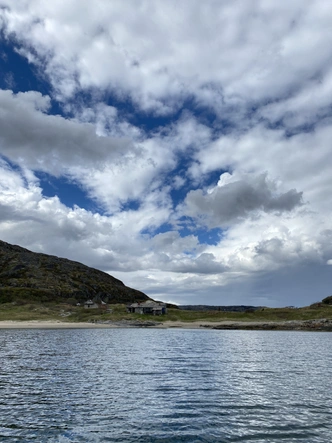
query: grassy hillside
0 240 149 305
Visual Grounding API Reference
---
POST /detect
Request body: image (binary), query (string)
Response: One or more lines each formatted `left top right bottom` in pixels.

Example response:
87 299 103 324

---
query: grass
0 302 332 323
0 303 66 321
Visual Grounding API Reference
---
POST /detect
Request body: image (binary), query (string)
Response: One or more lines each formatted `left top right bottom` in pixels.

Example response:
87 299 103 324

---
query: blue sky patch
0 38 62 116
179 223 222 245
35 172 100 212
121 199 140 211
141 222 174 237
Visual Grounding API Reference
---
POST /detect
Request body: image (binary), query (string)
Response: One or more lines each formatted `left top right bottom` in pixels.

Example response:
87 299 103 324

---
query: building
127 301 167 315
84 300 99 309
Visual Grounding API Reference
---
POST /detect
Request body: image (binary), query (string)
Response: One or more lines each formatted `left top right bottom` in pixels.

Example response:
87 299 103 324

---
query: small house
84 299 99 309
127 301 167 315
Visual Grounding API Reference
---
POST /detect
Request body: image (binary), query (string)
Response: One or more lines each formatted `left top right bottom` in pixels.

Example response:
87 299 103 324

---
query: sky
0 1 332 307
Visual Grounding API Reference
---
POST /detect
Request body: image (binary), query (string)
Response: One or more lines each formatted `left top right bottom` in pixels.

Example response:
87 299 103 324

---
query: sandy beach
0 320 270 329
0 319 331 330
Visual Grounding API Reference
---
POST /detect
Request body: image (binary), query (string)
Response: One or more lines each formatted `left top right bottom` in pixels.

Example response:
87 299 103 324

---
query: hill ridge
0 240 149 304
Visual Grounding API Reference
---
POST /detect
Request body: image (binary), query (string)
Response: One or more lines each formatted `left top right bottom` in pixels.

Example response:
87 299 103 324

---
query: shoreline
0 318 331 331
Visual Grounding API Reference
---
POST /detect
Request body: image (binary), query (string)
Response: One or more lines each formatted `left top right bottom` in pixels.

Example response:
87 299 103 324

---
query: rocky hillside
0 240 149 304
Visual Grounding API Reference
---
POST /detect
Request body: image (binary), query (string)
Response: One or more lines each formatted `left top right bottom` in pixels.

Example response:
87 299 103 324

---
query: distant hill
179 305 262 312
0 240 149 304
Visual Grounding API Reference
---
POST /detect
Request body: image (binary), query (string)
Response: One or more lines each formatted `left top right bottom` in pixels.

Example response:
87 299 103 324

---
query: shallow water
0 328 331 442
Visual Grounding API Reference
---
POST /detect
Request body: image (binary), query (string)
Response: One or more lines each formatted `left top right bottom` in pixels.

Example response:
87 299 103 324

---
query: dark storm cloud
184 174 303 227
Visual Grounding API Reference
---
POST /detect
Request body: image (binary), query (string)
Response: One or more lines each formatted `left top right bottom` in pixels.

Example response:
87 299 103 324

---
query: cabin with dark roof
127 301 167 315
84 300 99 309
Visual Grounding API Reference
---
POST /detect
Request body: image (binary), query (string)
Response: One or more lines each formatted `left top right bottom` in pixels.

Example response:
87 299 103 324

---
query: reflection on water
0 328 331 442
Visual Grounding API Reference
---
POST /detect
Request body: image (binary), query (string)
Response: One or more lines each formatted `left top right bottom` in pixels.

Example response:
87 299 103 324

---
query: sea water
0 328 331 442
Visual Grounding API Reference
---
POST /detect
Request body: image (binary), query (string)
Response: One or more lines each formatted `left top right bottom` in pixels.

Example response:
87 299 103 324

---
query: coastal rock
209 319 332 331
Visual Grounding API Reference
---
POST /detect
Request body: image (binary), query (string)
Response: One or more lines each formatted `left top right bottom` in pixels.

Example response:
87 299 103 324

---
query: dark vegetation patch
0 239 149 306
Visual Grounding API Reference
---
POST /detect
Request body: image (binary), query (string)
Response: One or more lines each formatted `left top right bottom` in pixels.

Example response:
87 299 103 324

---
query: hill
179 305 262 312
0 240 149 304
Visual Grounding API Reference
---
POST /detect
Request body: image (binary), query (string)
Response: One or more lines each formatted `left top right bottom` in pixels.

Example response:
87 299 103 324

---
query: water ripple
0 329 331 442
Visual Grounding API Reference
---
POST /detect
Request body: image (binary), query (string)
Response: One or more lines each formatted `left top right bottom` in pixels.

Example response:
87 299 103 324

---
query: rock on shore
206 319 332 331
